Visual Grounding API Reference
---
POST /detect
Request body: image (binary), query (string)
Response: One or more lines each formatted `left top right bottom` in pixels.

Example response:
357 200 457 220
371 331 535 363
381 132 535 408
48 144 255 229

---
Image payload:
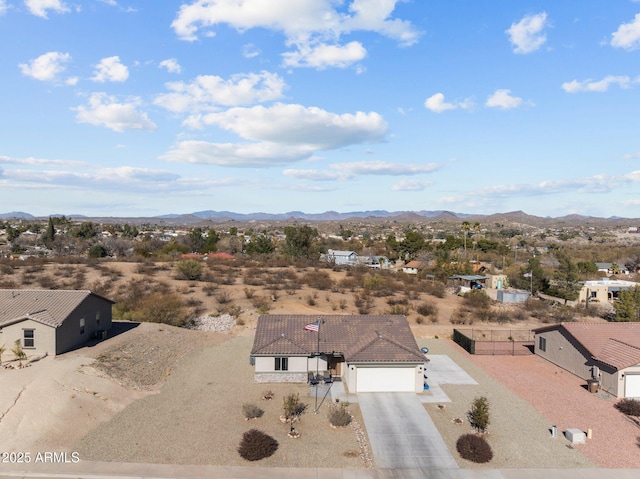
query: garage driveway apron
358 392 459 469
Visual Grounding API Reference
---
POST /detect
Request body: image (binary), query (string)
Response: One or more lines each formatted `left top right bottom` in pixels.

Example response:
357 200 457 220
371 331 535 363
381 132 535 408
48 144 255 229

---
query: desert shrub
37 275 57 289
456 434 493 463
136 261 157 276
615 398 640 416
415 316 424 325
202 284 218 296
244 287 256 299
303 270 334 290
216 290 232 304
450 308 473 325
306 295 317 306
242 403 264 420
354 293 374 315
237 429 278 461
130 292 187 327
387 296 409 306
494 310 511 324
550 305 576 322
252 296 272 313
469 396 490 432
464 290 491 309
339 299 347 310
425 281 446 298
175 259 203 281
387 304 409 316
328 407 352 427
416 301 437 317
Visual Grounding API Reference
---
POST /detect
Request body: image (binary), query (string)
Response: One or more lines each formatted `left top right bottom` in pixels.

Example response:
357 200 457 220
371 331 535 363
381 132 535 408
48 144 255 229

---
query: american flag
304 320 320 332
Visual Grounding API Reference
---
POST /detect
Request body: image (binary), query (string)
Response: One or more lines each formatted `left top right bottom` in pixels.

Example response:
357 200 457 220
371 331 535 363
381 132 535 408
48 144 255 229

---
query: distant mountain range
1 210 638 226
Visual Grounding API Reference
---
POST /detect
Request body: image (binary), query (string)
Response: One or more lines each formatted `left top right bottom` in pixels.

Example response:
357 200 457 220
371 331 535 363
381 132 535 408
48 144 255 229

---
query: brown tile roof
534 322 640 369
251 315 424 363
0 290 114 329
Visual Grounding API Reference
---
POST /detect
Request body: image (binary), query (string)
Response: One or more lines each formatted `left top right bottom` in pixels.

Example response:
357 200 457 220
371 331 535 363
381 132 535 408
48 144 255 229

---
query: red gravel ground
467 350 640 468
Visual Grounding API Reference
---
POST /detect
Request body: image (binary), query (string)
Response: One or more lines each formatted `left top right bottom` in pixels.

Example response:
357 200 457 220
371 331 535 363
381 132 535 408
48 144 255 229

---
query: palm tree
461 221 471 259
472 222 481 253
0 343 5 366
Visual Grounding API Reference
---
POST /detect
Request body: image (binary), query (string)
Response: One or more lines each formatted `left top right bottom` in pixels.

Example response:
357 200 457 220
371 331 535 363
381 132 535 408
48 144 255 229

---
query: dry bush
242 403 264 420
328 407 352 427
37 275 58 289
130 292 187 327
339 277 360 292
387 296 409 306
416 301 437 317
136 261 157 276
243 268 266 286
251 296 272 313
175 259 203 281
387 304 409 316
450 308 474 325
464 290 492 309
456 434 493 463
425 281 446 298
202 284 218 296
244 287 256 299
616 398 640 416
237 429 278 461
303 270 334 290
354 293 374 315
216 290 233 304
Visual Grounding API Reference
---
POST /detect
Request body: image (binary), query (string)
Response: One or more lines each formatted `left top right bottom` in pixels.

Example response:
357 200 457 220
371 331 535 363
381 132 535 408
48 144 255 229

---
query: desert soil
2 260 633 469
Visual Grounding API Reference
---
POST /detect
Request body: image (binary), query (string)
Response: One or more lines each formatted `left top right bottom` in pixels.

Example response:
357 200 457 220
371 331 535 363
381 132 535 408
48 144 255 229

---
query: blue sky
1 1 640 218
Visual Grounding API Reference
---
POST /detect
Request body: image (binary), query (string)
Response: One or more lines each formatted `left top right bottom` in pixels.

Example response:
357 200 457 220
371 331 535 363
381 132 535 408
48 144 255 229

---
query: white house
250 315 427 393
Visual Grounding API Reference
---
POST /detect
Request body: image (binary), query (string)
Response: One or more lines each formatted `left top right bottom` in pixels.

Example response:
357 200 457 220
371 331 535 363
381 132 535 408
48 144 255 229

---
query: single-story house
402 261 424 275
578 279 639 304
0 289 114 357
595 263 630 276
324 249 358 266
250 315 426 393
533 322 640 398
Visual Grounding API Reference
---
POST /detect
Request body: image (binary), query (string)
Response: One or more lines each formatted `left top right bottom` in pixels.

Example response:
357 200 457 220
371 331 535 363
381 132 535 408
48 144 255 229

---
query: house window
275 357 288 371
23 329 34 348
538 336 546 352
80 317 85 335
96 311 101 326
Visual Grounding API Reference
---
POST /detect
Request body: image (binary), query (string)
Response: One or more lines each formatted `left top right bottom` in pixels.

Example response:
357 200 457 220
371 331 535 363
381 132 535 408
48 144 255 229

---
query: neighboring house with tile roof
250 315 426 393
533 322 640 398
0 290 114 357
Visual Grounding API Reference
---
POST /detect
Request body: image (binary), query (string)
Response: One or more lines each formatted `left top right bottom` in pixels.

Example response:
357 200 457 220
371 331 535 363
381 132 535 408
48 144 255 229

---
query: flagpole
315 318 321 413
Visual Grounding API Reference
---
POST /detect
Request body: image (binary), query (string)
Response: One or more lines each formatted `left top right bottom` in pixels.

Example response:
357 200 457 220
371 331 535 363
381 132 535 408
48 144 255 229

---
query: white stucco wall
0 318 56 358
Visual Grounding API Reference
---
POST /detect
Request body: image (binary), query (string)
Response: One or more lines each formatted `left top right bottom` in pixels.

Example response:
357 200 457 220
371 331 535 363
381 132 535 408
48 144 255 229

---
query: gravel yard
419 338 595 469
77 334 367 468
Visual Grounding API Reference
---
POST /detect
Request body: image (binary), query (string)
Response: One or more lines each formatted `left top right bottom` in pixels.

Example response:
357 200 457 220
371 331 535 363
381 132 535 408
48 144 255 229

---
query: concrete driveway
358 392 459 469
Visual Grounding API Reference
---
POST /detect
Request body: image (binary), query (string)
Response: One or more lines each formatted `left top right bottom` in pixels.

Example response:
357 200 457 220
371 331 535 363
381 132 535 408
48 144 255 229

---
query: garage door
625 374 640 398
356 367 415 392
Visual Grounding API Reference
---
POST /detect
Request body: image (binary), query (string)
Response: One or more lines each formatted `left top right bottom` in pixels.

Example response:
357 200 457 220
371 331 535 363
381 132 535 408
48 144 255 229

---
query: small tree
283 393 307 431
0 343 5 365
242 403 264 420
469 396 490 433
456 434 493 463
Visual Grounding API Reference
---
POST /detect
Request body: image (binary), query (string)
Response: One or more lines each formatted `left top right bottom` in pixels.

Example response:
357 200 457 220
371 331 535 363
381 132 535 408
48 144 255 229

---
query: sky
1 1 640 218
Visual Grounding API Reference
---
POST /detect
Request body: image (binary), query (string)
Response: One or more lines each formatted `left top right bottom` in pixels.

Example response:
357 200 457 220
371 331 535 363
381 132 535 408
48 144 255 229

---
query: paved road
1 462 639 479
358 392 459 469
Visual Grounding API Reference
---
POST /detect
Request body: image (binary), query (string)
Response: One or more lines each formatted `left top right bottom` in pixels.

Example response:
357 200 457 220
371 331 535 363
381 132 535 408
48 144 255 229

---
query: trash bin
587 379 599 393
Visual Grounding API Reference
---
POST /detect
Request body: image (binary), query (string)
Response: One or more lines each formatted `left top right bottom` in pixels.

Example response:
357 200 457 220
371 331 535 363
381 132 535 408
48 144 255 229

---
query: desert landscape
1 257 639 470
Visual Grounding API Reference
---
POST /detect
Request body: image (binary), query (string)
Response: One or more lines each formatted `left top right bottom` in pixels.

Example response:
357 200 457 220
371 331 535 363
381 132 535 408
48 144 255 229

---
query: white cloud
611 13 640 50
161 140 315 167
18 51 70 81
424 93 473 113
506 12 548 54
485 89 523 109
162 104 388 167
195 103 388 150
171 0 420 69
0 0 7 14
391 179 434 191
154 71 286 113
623 151 640 159
73 93 157 132
91 56 129 83
562 75 632 93
159 58 182 74
284 160 440 181
0 155 85 167
243 43 260 59
282 41 367 69
24 0 69 18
